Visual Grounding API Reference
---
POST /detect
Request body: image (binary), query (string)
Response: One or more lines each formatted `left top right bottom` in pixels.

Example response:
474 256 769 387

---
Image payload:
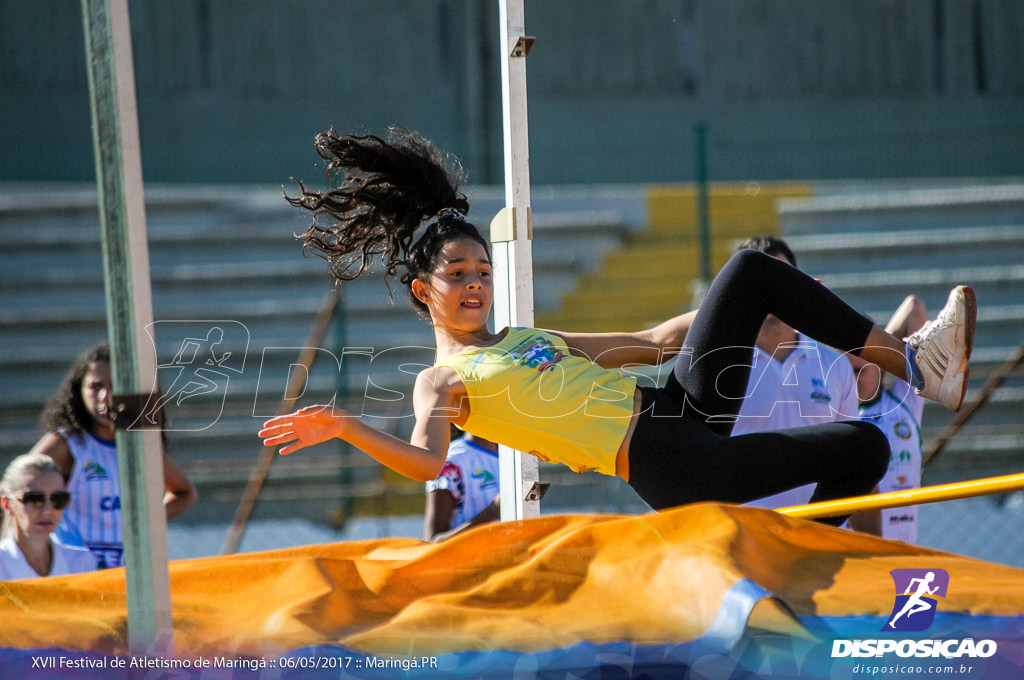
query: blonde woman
0 452 94 579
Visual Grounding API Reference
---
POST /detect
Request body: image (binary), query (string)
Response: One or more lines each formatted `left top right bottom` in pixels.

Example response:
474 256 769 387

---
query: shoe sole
960 285 977 362
954 285 977 411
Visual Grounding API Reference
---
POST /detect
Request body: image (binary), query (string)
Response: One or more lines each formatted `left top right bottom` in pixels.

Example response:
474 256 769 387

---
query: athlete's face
1 470 68 542
81 360 114 431
415 238 493 330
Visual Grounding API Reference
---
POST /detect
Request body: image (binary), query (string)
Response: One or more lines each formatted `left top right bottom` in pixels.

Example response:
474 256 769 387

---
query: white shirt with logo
53 429 123 569
732 334 858 509
425 438 500 531
858 379 924 543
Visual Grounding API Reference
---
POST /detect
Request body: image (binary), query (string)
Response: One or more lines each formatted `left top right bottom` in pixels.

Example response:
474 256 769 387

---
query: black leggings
627 250 890 525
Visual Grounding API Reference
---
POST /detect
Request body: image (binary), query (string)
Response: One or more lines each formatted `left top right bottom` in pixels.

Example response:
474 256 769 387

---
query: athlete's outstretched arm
259 370 454 482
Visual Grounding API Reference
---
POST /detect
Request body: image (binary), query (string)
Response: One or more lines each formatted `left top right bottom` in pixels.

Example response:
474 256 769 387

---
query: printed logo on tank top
888 448 915 474
471 467 497 488
84 461 111 481
510 336 565 372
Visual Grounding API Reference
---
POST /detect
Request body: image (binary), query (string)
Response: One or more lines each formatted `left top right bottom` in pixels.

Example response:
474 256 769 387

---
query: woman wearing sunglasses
0 452 95 579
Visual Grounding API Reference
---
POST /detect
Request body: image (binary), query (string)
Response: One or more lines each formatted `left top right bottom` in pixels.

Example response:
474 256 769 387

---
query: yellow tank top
435 328 637 476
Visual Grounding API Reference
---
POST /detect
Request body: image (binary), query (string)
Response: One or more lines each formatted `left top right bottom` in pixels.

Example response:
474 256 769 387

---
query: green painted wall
2 0 1022 185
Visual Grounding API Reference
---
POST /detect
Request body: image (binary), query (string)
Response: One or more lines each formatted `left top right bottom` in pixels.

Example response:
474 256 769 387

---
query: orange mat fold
1 503 1022 660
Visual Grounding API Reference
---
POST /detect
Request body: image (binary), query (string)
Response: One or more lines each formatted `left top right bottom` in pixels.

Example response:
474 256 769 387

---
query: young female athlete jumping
259 127 976 524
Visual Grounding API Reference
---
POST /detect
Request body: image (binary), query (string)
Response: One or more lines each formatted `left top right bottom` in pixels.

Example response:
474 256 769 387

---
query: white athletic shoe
906 285 977 411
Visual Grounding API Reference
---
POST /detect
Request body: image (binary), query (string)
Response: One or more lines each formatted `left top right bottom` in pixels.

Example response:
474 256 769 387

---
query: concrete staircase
537 183 812 331
778 183 1024 480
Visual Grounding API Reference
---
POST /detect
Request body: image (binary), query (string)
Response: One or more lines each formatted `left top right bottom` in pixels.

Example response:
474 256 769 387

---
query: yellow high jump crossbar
777 471 1024 520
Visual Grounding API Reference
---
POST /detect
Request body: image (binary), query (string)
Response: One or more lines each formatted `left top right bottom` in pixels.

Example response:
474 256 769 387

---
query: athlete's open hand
259 405 350 455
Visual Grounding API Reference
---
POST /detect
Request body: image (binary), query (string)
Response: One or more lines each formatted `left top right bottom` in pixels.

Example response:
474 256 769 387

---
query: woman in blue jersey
260 127 975 525
29 342 197 569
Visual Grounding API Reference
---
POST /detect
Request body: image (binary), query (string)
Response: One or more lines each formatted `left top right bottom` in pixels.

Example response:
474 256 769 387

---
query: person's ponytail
288 126 471 285
287 127 489 321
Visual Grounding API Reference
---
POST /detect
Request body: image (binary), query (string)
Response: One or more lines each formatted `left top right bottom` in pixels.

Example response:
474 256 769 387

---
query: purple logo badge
883 568 949 632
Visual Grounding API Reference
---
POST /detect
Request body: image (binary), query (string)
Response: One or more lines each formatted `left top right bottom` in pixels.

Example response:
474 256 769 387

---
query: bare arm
550 310 698 368
259 368 455 482
425 491 500 542
423 489 455 541
28 432 74 479
162 453 197 520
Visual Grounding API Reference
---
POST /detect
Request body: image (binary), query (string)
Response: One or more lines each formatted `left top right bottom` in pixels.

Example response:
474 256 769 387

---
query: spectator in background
730 236 859 510
28 341 197 569
847 295 929 542
424 430 500 542
0 452 95 579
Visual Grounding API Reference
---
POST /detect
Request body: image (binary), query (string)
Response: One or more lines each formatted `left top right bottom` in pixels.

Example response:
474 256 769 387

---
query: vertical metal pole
493 0 538 522
334 292 354 520
81 0 172 655
693 122 712 284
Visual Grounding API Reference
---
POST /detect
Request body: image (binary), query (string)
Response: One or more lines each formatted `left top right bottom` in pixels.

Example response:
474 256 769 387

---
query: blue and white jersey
425 438 500 531
859 379 924 544
53 429 123 569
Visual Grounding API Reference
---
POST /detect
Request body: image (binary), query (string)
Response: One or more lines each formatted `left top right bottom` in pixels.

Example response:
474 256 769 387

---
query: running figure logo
144 321 249 431
883 568 949 632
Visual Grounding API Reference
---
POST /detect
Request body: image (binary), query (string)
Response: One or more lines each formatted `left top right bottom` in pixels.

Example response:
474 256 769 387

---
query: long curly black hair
37 341 170 444
37 341 109 441
286 126 490 320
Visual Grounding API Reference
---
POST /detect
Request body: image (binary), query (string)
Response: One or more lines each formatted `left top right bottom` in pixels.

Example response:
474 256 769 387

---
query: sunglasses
17 491 72 510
